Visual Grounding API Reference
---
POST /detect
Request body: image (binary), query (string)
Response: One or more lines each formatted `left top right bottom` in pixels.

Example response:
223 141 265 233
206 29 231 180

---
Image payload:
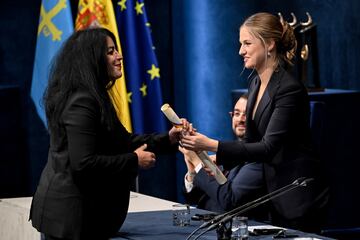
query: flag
76 0 132 132
115 0 166 133
31 0 74 127
115 0 171 198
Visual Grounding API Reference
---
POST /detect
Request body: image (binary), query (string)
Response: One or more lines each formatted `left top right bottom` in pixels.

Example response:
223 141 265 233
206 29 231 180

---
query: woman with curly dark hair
30 28 184 240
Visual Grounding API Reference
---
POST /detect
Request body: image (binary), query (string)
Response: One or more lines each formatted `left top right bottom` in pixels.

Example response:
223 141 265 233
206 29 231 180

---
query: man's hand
178 146 203 170
208 154 217 164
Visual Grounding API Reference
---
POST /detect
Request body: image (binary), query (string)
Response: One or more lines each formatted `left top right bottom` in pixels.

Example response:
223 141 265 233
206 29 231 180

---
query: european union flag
115 0 166 133
31 0 74 127
115 0 174 199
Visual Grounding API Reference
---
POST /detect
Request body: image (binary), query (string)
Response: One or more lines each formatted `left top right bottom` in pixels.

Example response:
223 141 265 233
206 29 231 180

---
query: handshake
161 104 227 184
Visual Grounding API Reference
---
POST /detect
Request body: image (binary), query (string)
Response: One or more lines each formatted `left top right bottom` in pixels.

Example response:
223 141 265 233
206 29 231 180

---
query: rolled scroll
161 103 227 185
160 104 183 127
196 151 227 185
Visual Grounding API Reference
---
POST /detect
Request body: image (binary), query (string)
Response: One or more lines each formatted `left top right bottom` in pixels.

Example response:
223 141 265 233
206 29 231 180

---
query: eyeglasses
229 111 246 118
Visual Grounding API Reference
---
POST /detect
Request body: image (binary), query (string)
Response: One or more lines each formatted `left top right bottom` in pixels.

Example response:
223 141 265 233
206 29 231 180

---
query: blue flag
31 0 74 127
115 0 174 199
115 0 166 133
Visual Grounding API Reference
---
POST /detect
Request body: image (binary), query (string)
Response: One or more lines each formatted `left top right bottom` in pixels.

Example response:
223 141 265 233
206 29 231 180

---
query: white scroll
160 104 183 127
161 103 227 185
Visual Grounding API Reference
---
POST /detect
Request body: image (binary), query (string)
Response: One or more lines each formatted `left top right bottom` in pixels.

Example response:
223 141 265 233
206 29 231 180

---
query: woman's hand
134 144 156 169
180 132 219 152
169 118 192 144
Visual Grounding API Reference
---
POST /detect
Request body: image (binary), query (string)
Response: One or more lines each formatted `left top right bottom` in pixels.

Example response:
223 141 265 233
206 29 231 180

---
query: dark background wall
1 0 359 233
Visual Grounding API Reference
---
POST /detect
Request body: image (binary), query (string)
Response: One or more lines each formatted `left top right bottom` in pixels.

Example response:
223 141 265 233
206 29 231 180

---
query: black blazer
217 66 328 222
30 90 175 239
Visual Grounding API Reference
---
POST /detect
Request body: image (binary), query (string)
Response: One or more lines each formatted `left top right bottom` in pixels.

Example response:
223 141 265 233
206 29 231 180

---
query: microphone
186 177 307 240
187 177 313 240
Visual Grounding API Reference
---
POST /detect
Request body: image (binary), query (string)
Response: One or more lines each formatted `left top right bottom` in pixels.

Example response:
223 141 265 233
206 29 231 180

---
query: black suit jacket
217 66 328 223
30 90 175 239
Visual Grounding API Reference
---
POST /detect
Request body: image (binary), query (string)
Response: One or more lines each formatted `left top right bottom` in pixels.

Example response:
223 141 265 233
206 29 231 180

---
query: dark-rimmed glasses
229 111 246 118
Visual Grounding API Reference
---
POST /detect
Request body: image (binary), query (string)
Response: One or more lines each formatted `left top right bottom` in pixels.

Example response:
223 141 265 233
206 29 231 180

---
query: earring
267 51 271 57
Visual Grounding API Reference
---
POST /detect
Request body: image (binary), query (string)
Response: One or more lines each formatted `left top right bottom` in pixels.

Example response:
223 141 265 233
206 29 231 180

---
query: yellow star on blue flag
115 0 173 198
139 83 147 97
115 0 166 133
134 1 144 15
118 0 127 11
147 64 160 80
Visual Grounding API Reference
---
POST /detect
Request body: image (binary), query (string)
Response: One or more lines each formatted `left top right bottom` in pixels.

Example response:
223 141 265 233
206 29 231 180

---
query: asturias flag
76 0 132 132
31 0 74 127
115 0 166 133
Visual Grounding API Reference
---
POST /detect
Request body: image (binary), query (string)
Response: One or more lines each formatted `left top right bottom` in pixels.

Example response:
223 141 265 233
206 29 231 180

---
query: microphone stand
186 177 307 240
187 177 313 240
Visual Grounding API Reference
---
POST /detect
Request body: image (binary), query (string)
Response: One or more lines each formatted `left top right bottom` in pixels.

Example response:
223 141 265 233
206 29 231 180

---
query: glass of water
172 204 190 226
231 216 248 240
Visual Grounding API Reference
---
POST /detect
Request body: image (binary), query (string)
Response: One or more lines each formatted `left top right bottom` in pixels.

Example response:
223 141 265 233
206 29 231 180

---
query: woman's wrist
207 139 219 152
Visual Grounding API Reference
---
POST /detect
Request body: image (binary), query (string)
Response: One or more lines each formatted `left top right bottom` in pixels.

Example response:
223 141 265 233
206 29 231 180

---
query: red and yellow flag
75 0 132 132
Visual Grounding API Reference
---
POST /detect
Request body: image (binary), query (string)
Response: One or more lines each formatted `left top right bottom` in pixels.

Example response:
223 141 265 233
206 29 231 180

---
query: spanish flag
75 0 132 132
